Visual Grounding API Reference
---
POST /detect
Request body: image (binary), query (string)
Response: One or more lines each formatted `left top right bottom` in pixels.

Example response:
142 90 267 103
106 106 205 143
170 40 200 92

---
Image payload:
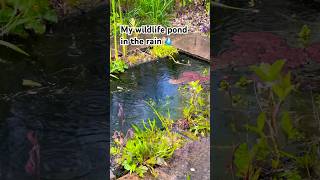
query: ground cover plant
219 60 320 179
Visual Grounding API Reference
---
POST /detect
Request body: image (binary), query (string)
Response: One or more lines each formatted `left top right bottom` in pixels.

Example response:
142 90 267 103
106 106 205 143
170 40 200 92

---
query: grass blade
0 40 29 56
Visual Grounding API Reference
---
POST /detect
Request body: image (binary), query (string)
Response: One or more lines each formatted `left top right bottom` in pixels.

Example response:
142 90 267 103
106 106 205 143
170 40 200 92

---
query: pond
0 6 108 180
213 0 320 179
110 56 209 133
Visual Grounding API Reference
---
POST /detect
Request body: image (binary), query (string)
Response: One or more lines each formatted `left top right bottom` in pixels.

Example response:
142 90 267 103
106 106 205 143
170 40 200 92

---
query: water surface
0 6 108 180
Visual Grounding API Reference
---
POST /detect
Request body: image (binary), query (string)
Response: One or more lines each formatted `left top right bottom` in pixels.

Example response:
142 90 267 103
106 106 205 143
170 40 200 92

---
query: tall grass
129 0 174 25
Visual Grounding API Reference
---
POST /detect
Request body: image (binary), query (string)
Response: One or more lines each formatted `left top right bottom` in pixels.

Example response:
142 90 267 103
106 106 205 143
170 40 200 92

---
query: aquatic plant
232 60 320 179
179 80 210 136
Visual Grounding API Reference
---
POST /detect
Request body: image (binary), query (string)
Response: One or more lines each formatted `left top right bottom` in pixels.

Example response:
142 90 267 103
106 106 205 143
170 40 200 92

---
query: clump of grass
129 0 175 25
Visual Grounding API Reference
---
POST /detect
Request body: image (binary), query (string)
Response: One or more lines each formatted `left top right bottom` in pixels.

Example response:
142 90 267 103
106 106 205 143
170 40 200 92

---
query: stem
118 0 126 57
111 0 118 61
253 81 263 112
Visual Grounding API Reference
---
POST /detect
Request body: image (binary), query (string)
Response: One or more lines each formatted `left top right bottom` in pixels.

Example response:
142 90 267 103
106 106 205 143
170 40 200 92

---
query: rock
117 173 140 180
110 170 116 180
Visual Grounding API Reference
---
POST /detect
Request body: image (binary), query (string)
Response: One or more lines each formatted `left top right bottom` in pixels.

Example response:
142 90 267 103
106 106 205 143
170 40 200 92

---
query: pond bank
115 137 210 180
111 33 210 68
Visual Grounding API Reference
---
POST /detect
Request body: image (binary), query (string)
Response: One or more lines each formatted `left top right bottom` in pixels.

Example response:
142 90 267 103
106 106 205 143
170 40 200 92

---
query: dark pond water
110 56 209 133
213 0 320 179
0 6 108 180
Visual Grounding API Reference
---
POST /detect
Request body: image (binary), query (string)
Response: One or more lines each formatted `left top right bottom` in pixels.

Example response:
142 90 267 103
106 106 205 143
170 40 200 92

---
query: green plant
131 0 174 25
218 79 230 91
232 60 318 179
0 0 57 56
150 44 179 63
110 58 128 78
298 25 311 47
235 76 252 89
0 0 57 36
111 107 183 177
205 1 210 15
179 80 210 137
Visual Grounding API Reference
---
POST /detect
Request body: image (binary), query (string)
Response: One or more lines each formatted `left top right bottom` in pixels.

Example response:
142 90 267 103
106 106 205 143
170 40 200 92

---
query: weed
298 25 311 48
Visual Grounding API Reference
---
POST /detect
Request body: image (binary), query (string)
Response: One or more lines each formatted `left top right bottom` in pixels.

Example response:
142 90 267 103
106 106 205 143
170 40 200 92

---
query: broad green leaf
234 143 251 176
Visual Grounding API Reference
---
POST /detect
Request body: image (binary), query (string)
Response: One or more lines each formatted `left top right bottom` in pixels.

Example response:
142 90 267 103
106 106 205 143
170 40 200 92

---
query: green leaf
251 60 285 82
269 60 285 81
136 165 148 177
25 20 46 34
245 112 266 137
257 112 266 132
0 40 29 56
234 143 251 176
280 112 300 140
43 9 58 23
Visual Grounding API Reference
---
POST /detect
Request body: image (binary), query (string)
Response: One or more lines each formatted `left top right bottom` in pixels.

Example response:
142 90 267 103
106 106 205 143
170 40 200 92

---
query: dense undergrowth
111 80 210 178
219 60 320 179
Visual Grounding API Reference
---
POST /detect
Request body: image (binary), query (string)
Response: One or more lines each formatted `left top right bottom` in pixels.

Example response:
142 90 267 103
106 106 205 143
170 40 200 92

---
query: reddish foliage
306 42 320 63
216 32 320 68
25 131 40 180
169 71 209 84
